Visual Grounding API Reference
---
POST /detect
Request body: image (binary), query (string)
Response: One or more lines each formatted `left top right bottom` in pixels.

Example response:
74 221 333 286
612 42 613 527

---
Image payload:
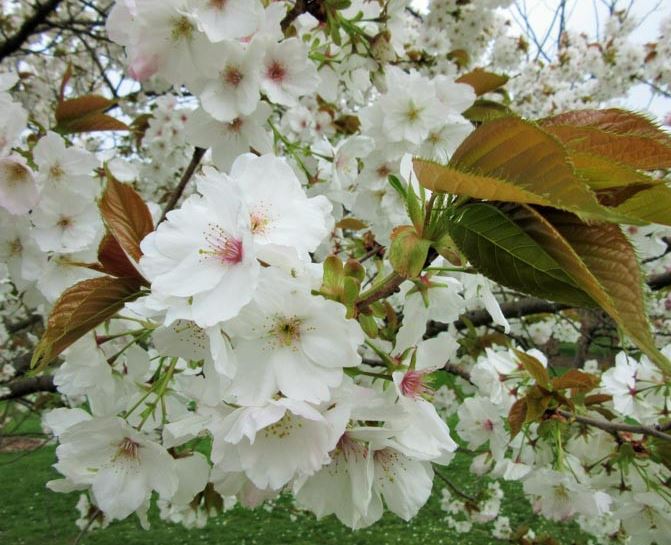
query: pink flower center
201 224 244 265
400 370 431 399
483 419 494 432
223 66 243 87
266 61 286 83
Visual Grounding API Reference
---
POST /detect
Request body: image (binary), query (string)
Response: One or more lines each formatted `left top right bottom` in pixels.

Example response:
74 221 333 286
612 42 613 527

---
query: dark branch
159 147 206 224
0 375 56 401
0 0 65 62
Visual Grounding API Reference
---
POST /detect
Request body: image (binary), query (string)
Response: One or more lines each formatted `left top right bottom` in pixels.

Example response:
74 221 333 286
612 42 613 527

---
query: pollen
171 16 194 42
200 224 244 265
271 315 303 348
223 66 244 87
49 163 65 181
266 61 286 83
263 413 303 439
115 437 141 461
57 216 73 229
249 205 271 235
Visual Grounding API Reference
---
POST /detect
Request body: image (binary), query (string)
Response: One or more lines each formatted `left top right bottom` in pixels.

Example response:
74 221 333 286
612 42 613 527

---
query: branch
428 269 671 335
0 0 65 62
158 147 206 224
556 409 671 442
0 375 56 401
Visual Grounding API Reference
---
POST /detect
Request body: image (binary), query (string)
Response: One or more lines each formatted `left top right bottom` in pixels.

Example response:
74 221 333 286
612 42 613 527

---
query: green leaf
613 184 671 226
32 277 143 371
570 152 658 190
448 203 595 307
321 255 344 299
462 99 511 122
405 183 423 232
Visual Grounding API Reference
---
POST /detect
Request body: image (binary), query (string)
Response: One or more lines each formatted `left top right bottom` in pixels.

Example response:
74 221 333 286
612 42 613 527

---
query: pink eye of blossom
483 419 494 432
223 66 243 87
266 61 287 83
400 370 432 399
226 117 244 134
114 437 141 461
201 224 244 265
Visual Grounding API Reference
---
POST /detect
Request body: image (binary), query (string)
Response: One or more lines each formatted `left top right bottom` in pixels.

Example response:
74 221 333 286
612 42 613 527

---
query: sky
411 0 671 118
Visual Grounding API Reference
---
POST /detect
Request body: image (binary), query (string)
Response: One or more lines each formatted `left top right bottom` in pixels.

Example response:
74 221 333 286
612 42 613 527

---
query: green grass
0 442 590 545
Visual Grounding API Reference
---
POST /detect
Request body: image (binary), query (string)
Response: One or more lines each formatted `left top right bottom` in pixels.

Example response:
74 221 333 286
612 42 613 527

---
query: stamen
200 224 244 265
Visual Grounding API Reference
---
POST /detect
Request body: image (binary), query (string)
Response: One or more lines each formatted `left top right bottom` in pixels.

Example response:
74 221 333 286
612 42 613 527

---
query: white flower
523 468 611 522
0 155 39 215
601 352 655 422
227 153 333 263
226 268 363 404
457 397 507 456
50 416 178 521
33 131 99 198
184 106 273 172
210 398 343 490
31 192 101 253
139 171 259 328
196 40 263 122
259 38 320 107
193 0 263 42
0 215 45 288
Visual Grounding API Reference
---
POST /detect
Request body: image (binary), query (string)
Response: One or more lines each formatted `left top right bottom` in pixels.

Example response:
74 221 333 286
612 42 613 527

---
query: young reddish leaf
97 233 148 284
515 349 550 388
584 394 613 406
414 117 628 223
542 210 671 375
100 174 154 262
59 113 129 133
504 204 670 373
31 276 144 371
525 386 552 423
552 369 600 392
542 109 671 145
59 63 73 102
456 68 508 96
543 125 671 170
56 95 115 123
570 152 658 190
508 398 528 438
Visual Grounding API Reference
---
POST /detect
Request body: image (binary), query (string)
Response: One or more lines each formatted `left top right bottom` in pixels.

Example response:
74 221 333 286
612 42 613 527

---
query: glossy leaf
32 277 143 370
508 398 527 438
552 369 600 392
97 234 147 283
456 68 508 96
542 109 671 145
100 174 155 262
515 349 550 388
542 209 671 375
415 117 627 222
543 125 671 170
614 184 671 226
448 203 595 307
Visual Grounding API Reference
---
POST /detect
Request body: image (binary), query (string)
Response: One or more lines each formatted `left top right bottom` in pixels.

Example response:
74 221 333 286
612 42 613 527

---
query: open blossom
225 268 363 404
31 192 101 253
32 131 99 198
259 37 320 107
226 153 332 262
49 416 178 520
139 171 258 328
0 155 39 215
192 0 263 42
210 398 345 490
184 105 273 172
196 39 263 122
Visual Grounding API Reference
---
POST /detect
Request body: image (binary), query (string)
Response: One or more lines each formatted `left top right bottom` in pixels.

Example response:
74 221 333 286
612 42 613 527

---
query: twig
0 0 65 61
158 147 206 224
0 375 56 401
556 409 671 443
434 467 478 503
